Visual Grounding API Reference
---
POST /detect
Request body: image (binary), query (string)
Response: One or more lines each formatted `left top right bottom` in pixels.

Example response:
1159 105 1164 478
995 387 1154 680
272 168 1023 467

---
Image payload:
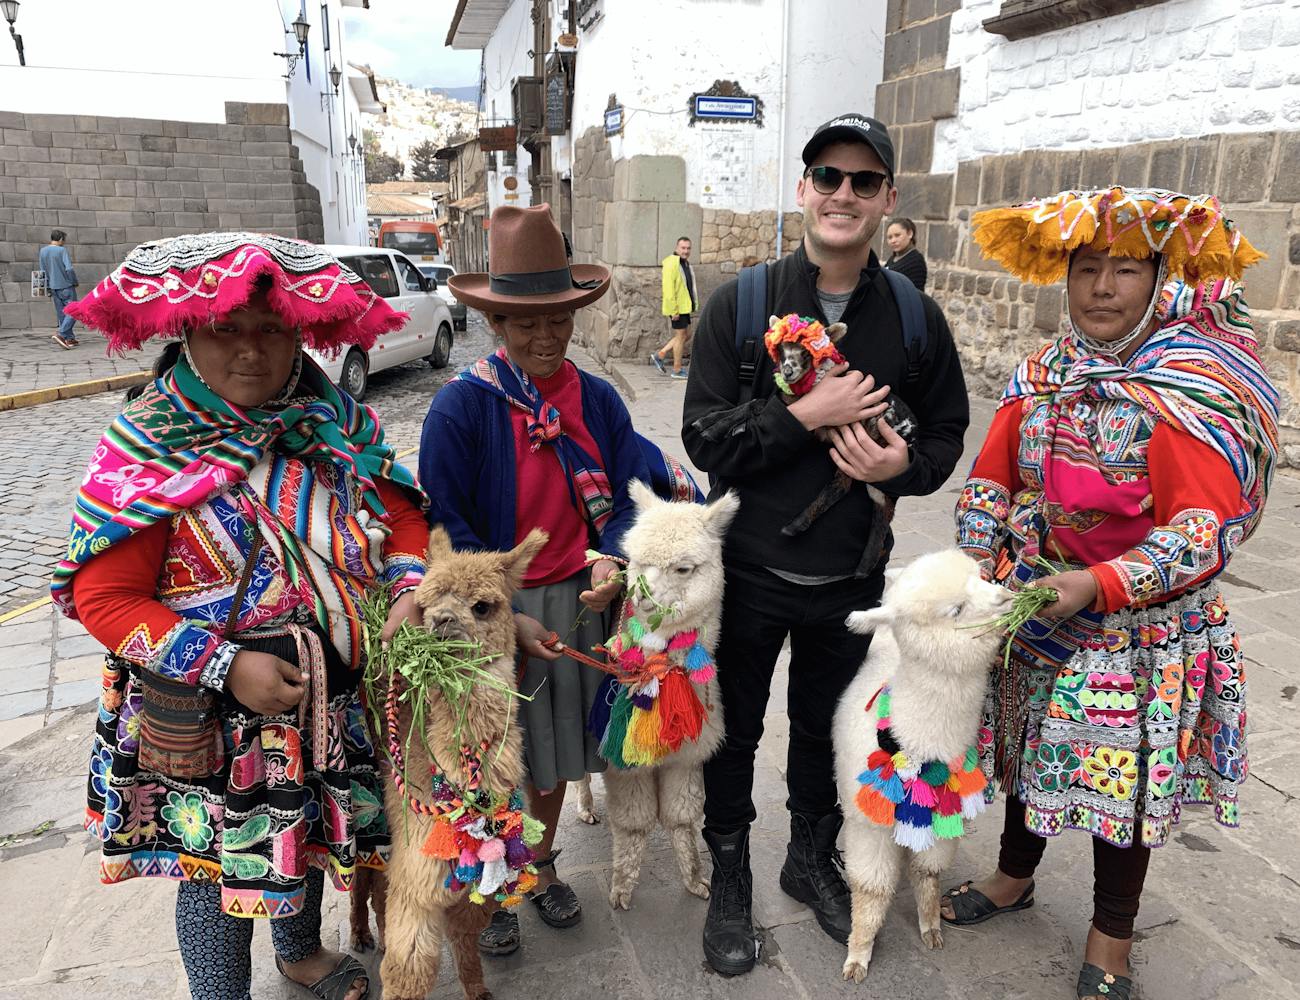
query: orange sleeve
375 478 428 595
955 401 1024 565
1087 422 1243 613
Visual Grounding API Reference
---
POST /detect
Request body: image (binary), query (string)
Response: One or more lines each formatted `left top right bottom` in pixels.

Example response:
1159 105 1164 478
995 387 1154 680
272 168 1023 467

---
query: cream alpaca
599 482 738 909
832 549 1013 984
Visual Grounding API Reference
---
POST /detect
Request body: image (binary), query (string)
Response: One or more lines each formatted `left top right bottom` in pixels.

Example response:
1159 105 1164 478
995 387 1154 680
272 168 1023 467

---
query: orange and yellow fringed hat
970 187 1265 286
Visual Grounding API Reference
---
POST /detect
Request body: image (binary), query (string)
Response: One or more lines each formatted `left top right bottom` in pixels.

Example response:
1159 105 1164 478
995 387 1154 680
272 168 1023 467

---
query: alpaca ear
426 525 453 565
768 314 781 329
827 322 849 344
501 528 549 593
846 606 892 634
703 490 740 537
628 478 657 512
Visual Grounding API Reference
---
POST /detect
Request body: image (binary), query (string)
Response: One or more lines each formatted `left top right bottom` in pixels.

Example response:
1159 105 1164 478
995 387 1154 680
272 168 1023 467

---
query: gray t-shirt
764 288 857 586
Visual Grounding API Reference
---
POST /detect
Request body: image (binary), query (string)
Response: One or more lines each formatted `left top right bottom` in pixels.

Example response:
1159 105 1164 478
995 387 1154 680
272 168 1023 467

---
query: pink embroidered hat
65 232 407 354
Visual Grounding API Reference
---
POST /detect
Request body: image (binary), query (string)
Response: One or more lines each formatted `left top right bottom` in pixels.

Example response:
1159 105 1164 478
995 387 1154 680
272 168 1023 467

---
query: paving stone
52 654 102 685
0 688 47 721
49 678 99 711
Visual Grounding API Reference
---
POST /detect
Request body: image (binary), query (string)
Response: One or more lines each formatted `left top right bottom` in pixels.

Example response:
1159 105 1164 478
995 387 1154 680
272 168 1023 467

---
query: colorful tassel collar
854 685 987 852
587 597 717 769
385 680 543 906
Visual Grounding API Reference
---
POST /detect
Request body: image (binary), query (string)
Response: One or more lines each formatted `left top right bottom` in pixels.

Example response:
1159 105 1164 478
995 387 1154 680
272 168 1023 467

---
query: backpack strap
880 267 927 388
733 262 769 405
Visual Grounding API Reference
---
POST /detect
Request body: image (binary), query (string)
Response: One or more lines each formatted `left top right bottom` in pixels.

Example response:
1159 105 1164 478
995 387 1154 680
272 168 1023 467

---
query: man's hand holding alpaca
829 418 909 482
788 364 890 431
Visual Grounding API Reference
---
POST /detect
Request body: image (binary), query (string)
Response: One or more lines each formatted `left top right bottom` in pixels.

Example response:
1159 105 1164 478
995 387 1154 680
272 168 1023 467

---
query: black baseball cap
801 113 895 180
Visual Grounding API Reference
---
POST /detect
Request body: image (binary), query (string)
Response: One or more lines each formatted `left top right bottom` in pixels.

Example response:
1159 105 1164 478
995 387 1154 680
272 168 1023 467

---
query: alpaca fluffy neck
883 638 987 764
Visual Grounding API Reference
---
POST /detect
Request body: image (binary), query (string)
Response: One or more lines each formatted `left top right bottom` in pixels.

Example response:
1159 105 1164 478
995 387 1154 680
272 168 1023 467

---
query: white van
305 245 455 400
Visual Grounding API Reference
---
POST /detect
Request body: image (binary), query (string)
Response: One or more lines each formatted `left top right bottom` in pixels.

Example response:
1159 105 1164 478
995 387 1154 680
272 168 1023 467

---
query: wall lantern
329 64 342 94
1 0 25 67
274 14 311 79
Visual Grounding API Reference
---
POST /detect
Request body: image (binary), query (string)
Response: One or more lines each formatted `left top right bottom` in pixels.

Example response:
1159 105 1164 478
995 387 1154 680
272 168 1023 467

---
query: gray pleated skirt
514 570 610 791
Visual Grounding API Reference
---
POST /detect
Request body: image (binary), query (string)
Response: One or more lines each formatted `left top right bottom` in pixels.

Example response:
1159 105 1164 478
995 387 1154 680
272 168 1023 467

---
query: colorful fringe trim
587 602 715 770
854 687 987 852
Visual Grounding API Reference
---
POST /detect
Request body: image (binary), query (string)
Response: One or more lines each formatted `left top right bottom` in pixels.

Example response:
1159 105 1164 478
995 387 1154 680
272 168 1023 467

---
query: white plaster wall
481 0 535 211
934 0 1300 173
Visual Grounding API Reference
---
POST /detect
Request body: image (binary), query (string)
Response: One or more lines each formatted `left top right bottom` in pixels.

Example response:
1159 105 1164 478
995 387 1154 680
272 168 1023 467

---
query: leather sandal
477 908 521 956
940 879 1035 926
1076 961 1133 999
526 849 582 929
274 952 369 1000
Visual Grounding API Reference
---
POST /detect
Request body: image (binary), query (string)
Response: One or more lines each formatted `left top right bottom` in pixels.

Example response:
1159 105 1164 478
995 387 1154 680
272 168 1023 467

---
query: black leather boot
702 827 758 976
779 811 853 944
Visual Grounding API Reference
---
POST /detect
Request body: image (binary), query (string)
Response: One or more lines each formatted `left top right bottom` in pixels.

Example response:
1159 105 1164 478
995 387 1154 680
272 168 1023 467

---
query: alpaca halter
765 314 846 397
854 685 987 851
586 596 717 769
384 675 544 906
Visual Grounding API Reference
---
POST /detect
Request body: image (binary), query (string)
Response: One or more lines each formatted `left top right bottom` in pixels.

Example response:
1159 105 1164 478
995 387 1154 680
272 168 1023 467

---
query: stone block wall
0 103 324 331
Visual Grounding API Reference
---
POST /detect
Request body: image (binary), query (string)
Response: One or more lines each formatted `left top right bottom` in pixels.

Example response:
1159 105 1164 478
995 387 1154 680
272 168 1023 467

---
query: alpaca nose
428 610 458 635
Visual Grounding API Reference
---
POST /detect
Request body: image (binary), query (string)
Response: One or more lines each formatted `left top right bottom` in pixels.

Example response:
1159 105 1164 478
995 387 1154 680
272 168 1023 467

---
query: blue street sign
604 106 624 136
693 95 757 120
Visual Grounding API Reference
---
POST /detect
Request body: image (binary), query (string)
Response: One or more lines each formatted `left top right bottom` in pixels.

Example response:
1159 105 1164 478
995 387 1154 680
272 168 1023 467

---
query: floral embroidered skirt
979 581 1246 848
84 631 389 918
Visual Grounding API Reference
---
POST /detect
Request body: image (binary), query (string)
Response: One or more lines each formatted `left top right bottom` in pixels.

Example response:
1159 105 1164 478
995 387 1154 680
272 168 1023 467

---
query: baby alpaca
832 550 1012 983
591 482 738 909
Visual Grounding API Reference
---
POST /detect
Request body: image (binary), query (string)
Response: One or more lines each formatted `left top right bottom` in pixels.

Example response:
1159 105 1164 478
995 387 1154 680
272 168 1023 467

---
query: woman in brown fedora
418 204 673 955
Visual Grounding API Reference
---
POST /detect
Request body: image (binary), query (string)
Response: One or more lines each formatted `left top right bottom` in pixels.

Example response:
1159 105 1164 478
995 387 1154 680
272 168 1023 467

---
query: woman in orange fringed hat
940 189 1279 1000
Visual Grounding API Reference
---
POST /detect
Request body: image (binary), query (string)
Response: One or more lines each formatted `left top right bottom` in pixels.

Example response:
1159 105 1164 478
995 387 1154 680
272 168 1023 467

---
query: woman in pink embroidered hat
59 232 432 1000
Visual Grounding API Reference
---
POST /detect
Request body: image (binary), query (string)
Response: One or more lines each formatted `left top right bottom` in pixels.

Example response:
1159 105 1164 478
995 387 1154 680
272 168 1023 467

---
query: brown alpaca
355 526 547 1000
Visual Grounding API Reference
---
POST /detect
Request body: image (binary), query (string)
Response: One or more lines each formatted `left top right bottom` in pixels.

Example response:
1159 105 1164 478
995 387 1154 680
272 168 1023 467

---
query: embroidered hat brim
65 232 408 355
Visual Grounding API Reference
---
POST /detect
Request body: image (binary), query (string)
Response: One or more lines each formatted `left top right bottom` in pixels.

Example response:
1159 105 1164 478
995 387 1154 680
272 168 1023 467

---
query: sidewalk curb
0 371 151 412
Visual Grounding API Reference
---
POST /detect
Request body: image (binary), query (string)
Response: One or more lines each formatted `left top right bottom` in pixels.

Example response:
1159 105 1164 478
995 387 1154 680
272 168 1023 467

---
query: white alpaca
599 481 737 909
832 550 1013 983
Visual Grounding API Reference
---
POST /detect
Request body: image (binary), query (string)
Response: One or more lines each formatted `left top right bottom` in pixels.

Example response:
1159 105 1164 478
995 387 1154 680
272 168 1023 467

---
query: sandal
526 849 582 929
940 879 1035 926
1076 961 1133 999
274 952 369 1000
478 908 521 956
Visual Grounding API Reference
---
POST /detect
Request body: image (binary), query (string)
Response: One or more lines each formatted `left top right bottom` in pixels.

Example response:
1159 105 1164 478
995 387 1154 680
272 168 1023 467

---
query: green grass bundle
962 556 1063 671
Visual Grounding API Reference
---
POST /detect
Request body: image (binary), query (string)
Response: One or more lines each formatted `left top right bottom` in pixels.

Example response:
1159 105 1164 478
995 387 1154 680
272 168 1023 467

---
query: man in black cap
682 114 970 975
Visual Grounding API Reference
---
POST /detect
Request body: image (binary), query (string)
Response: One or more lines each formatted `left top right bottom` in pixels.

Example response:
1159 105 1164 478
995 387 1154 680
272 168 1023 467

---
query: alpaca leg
841 826 902 984
855 489 896 577
575 773 600 825
657 764 708 899
909 842 956 951
372 869 388 950
379 883 444 1000
782 473 853 537
446 895 494 1000
605 769 656 909
349 867 375 952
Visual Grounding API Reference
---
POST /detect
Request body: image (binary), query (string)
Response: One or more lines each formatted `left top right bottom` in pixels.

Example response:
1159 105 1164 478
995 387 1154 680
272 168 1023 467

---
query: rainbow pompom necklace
854 685 988 852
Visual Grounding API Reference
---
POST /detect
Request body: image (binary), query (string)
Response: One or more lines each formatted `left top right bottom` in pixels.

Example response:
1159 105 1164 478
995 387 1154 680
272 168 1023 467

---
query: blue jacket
418 367 652 558
38 244 77 290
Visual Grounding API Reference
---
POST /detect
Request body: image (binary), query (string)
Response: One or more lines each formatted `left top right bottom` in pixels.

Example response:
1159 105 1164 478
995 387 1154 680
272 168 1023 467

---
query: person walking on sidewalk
653 236 697 379
681 113 970 975
39 229 79 348
56 233 431 1000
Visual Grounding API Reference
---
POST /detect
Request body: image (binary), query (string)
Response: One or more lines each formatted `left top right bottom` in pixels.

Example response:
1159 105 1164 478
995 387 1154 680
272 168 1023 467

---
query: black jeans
703 562 885 834
999 795 1152 939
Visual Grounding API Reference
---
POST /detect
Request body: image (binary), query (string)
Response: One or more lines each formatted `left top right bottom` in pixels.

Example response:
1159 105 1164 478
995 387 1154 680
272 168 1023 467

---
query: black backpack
733 262 927 405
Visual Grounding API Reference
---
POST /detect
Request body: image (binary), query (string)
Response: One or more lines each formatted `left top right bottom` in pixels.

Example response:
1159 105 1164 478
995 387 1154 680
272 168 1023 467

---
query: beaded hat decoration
970 187 1264 286
66 232 408 355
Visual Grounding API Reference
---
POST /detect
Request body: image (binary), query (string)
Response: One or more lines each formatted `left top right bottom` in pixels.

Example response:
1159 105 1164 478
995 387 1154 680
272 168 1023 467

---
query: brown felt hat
448 204 611 316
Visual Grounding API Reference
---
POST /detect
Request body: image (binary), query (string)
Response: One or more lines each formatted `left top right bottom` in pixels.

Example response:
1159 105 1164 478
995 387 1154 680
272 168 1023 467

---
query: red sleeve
1087 423 1242 613
954 401 1024 568
967 401 1023 492
376 478 429 559
71 520 182 658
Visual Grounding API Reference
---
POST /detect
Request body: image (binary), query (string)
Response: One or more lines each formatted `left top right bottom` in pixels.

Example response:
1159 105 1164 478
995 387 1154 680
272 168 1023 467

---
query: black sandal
477 908 521 956
1076 961 1133 999
274 952 369 1000
526 849 582 929
940 879 1035 926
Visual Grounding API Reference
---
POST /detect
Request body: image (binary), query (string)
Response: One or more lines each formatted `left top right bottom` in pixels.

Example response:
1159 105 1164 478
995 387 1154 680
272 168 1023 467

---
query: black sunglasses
805 165 890 199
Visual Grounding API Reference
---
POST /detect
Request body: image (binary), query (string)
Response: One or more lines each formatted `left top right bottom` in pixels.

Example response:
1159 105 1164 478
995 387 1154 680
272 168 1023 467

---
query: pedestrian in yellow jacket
652 236 696 378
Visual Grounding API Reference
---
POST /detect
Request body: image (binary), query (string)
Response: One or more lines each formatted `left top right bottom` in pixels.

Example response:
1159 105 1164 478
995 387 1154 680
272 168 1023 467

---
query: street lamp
329 64 342 94
1 0 25 68
273 14 311 79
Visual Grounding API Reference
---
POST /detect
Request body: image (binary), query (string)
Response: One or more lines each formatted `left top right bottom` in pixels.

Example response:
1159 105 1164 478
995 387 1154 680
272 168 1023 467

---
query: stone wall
878 0 1300 464
0 103 323 331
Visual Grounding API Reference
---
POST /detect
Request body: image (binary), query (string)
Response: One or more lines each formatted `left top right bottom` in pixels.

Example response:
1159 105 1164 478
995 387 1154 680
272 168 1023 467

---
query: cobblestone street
1 321 1298 999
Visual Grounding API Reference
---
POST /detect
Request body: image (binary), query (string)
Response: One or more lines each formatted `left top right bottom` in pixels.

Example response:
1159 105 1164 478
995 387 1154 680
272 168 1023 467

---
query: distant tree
365 151 404 183
363 128 381 154
410 140 442 182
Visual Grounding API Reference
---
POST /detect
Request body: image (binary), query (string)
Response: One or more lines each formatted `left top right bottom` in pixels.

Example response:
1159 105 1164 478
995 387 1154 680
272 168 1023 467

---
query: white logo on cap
828 115 872 130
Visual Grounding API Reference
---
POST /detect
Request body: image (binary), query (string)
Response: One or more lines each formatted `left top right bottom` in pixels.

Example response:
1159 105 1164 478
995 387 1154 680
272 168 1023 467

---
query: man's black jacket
681 244 970 578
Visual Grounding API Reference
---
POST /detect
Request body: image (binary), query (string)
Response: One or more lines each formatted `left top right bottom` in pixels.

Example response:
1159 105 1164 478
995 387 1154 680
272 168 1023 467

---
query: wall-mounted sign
700 128 755 211
503 175 519 191
557 32 578 47
479 126 517 152
688 80 765 127
604 105 623 137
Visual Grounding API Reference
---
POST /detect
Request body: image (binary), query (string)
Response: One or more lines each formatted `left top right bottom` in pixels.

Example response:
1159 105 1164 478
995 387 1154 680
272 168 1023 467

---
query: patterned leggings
175 870 324 1000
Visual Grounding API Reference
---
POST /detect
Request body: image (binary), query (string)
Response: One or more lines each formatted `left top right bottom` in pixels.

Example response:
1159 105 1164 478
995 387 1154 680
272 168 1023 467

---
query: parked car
306 245 455 400
418 263 467 331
